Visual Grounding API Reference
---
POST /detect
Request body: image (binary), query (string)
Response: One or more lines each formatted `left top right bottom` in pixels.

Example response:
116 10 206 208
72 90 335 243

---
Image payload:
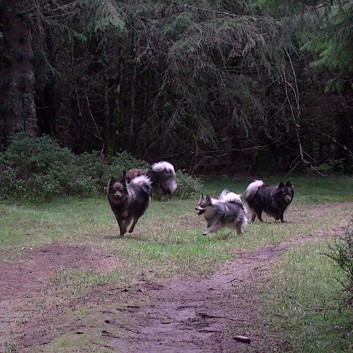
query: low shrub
326 221 353 303
0 135 200 200
0 135 145 200
174 170 203 199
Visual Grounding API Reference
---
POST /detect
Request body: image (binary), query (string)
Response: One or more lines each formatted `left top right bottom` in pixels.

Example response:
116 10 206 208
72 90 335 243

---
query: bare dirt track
109 243 291 353
1 243 290 353
0 203 352 353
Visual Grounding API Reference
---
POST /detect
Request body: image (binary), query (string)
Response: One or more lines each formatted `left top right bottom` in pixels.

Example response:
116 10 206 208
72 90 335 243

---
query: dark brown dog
107 174 152 236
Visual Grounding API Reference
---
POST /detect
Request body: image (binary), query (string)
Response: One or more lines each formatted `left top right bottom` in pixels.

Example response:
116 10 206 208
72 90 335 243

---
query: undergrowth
0 134 201 200
326 221 353 303
265 229 353 353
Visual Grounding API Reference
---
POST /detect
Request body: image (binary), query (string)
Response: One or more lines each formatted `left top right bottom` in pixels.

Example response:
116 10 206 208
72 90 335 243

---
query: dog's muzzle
195 206 205 215
285 196 292 203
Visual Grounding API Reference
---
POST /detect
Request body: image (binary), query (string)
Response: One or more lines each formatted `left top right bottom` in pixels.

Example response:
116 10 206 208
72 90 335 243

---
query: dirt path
109 246 286 352
1 237 328 353
106 236 324 353
0 203 351 353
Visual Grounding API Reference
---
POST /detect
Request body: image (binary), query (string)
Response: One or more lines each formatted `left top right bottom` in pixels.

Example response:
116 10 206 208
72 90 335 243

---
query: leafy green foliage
301 2 353 92
326 222 353 302
259 0 353 92
317 158 347 174
0 134 99 199
0 135 146 199
2 0 352 174
173 170 203 199
72 0 127 36
0 135 199 200
266 240 352 353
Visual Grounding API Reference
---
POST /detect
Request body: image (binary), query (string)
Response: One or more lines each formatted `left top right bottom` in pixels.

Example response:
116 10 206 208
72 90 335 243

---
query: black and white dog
125 161 177 198
242 180 294 223
107 173 152 237
196 190 248 236
149 161 177 196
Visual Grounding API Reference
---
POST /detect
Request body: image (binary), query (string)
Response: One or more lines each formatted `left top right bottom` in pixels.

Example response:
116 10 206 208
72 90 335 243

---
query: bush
173 170 203 199
0 134 145 200
326 221 353 303
101 151 148 184
0 134 87 199
0 134 200 200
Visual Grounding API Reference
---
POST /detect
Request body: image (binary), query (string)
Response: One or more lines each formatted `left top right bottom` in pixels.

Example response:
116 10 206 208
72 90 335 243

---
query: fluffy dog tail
129 175 153 195
219 189 242 204
241 180 264 202
151 161 177 195
151 161 176 175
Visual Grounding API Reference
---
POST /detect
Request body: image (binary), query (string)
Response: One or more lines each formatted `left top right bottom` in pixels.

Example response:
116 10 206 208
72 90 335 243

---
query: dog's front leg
128 217 139 233
257 209 265 222
204 221 222 236
249 207 261 223
116 218 127 237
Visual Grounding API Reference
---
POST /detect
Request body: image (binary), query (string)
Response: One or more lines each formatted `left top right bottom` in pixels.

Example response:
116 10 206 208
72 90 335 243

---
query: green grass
264 240 353 352
202 175 353 203
1 176 353 352
1 176 353 272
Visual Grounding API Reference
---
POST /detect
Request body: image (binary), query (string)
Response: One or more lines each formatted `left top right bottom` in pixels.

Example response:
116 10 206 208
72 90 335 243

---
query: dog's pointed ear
118 170 127 186
206 195 211 202
108 177 116 186
107 178 116 191
278 181 285 188
285 181 293 188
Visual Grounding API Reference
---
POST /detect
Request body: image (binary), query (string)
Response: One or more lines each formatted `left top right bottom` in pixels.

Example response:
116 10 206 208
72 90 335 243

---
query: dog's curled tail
241 180 264 202
163 178 177 194
151 161 176 175
130 175 153 194
219 189 242 204
151 161 177 194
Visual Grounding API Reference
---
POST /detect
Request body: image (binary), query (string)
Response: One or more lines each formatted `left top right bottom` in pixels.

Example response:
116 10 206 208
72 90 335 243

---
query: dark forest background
1 0 352 175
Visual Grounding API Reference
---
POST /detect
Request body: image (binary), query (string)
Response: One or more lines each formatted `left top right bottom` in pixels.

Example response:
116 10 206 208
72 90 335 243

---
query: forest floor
0 202 351 353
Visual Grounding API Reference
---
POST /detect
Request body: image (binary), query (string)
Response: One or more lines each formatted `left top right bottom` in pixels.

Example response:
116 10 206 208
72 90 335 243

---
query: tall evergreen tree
0 0 37 148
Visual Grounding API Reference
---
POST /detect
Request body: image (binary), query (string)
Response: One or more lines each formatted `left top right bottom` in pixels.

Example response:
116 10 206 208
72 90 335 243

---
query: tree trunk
0 0 37 148
103 74 111 154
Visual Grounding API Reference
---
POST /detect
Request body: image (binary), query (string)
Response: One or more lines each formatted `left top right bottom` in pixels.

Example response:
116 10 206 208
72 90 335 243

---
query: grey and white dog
195 190 248 236
149 161 177 196
125 161 177 198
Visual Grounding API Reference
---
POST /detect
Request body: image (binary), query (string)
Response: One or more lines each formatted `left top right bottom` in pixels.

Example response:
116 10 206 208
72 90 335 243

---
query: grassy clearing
264 239 353 352
1 176 353 352
1 176 353 279
203 175 353 203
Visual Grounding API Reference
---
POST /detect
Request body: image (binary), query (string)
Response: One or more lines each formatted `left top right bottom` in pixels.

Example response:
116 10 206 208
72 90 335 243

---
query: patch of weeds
264 240 353 352
40 304 133 353
4 342 18 353
39 332 112 353
326 221 353 303
51 268 128 291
